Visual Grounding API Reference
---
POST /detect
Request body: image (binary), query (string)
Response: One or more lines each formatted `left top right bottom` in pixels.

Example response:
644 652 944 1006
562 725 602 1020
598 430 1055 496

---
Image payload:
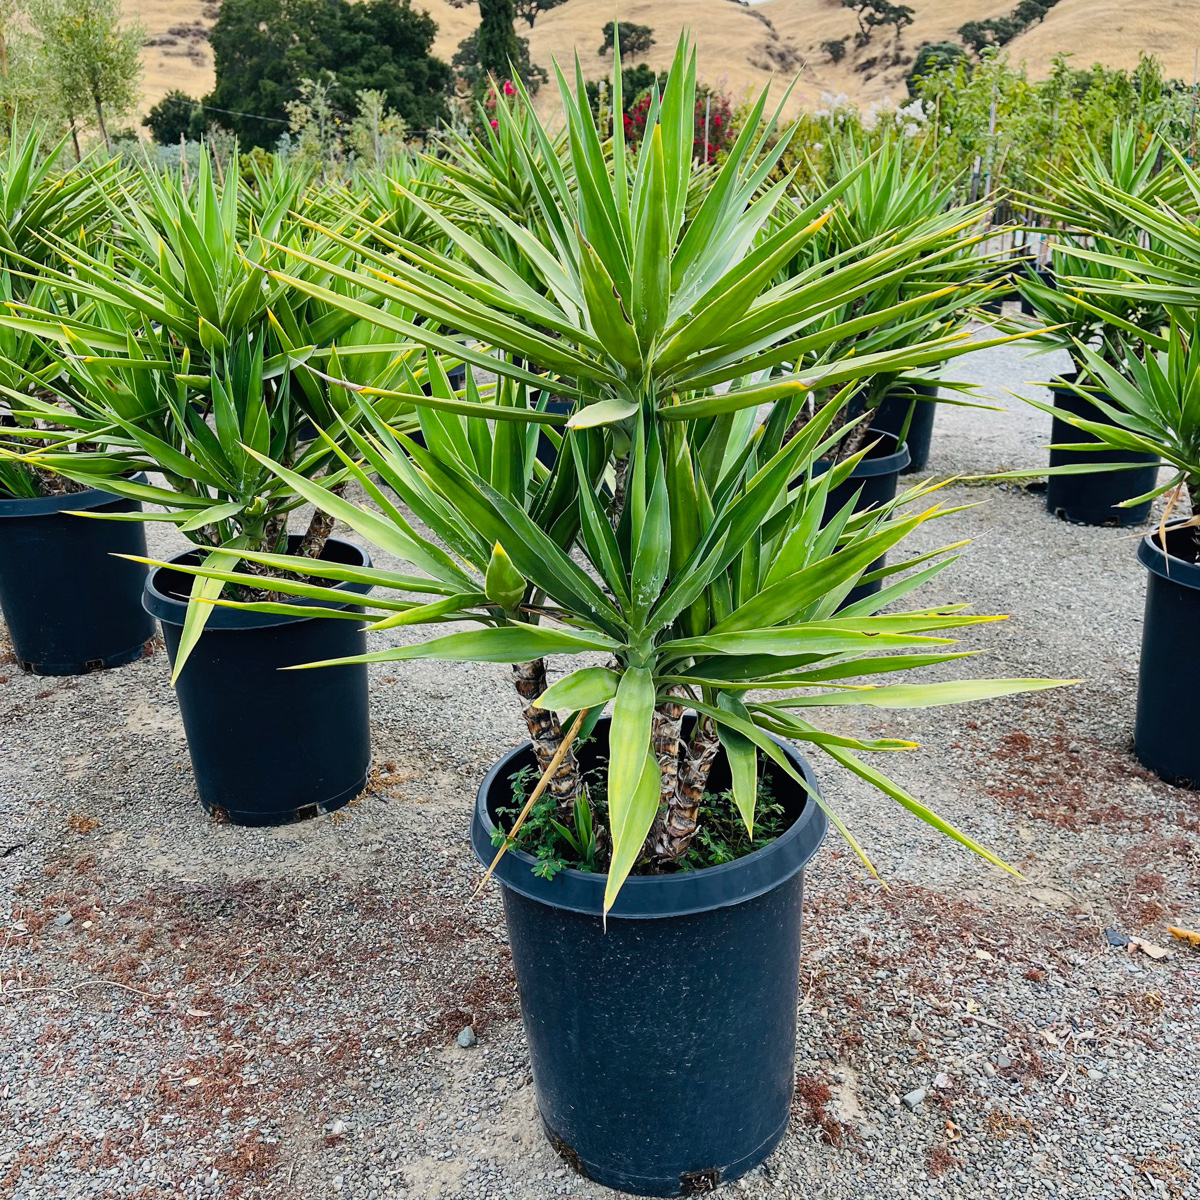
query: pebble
456 1026 477 1048
52 912 72 927
901 1088 926 1111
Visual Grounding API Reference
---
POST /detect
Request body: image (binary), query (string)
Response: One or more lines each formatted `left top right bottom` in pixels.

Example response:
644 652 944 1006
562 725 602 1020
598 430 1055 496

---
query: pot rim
0 473 148 519
1138 527 1200 592
144 535 372 630
471 718 828 921
816 431 911 480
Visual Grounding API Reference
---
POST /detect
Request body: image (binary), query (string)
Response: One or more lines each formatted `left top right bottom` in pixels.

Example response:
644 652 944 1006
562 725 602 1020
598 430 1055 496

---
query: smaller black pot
1135 529 1200 787
814 433 911 605
0 482 156 675
535 397 573 468
472 717 827 1196
144 537 373 826
1046 373 1159 526
870 382 938 473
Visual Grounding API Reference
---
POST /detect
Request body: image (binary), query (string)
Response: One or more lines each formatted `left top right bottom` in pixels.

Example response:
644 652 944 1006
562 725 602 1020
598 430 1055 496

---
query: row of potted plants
1015 144 1200 789
1 43 1184 1193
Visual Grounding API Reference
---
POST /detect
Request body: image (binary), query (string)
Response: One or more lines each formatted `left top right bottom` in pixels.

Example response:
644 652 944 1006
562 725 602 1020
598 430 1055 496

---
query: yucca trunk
512 658 582 812
649 713 720 863
295 482 345 560
238 513 289 602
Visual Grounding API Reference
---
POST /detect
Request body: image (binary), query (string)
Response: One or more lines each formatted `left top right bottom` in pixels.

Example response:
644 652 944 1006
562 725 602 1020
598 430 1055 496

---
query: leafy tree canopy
452 26 546 93
906 40 966 95
143 89 206 145
207 0 450 149
598 20 654 58
28 0 142 148
514 0 567 29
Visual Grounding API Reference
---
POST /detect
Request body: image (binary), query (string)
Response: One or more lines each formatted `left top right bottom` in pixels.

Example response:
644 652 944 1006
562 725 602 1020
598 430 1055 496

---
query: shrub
598 20 654 58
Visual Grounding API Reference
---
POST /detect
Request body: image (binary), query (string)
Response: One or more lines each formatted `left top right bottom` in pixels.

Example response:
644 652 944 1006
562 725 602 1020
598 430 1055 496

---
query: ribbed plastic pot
1046 374 1159 526
471 716 828 1196
814 433 911 605
144 536 373 826
0 482 156 675
870 381 938 473
1135 529 1200 787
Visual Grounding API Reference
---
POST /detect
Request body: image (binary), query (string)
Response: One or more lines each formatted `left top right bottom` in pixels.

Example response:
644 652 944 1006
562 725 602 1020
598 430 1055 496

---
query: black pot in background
1046 373 1159 526
535 397 573 468
814 433 911 605
1135 529 1200 787
0 482 156 675
870 381 938 473
144 536 373 826
471 716 827 1196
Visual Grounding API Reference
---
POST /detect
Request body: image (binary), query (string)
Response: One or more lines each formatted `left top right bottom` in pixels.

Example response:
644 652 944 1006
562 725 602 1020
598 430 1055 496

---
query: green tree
514 0 567 28
0 0 59 128
143 89 206 145
207 0 449 150
29 0 143 149
476 0 521 79
598 21 654 58
906 40 965 95
821 36 848 64
958 17 1019 53
0 0 21 78
842 0 913 48
452 27 545 93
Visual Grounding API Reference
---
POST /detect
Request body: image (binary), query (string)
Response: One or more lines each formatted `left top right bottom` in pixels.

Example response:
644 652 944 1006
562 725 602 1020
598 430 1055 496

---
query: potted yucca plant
1010 152 1200 785
167 39 1065 1193
785 136 998 479
0 125 157 674
1038 319 1200 787
3 151 427 824
1014 124 1182 525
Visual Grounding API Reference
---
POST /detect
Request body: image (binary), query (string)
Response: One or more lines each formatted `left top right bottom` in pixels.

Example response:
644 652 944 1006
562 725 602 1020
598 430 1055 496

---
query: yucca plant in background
1003 156 1200 788
1 150 434 633
1016 123 1191 360
0 121 120 500
1 145 439 819
780 136 998 463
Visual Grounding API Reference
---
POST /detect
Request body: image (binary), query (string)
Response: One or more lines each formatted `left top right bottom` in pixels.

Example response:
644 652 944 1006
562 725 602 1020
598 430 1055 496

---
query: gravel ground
2 328 1198 1200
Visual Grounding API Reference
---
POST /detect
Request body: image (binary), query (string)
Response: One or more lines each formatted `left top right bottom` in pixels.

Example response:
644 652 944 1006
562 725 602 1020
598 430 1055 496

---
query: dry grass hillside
124 0 1200 117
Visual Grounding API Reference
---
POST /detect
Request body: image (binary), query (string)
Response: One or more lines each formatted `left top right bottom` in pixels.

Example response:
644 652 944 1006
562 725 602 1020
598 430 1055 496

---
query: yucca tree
1046 141 1200 325
161 37 1063 909
1 147 437 664
1017 125 1192 359
780 137 999 457
0 121 121 500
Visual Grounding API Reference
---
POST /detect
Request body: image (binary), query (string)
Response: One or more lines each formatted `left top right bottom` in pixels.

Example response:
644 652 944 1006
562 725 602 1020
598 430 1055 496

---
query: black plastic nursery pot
870 381 938 473
1134 529 1200 787
0 483 156 675
143 536 373 826
471 717 828 1196
815 432 911 605
1046 374 1159 526
534 397 573 468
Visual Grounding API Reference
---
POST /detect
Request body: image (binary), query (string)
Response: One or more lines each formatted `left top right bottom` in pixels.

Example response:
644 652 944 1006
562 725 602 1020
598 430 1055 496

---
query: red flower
490 118 498 127
502 79 516 96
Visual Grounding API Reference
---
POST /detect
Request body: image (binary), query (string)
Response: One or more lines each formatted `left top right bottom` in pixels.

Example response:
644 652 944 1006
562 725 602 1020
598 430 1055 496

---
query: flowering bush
622 83 735 162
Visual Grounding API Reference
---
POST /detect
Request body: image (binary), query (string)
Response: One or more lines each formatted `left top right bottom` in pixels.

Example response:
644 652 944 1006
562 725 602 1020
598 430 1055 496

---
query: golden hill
125 0 1200 117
